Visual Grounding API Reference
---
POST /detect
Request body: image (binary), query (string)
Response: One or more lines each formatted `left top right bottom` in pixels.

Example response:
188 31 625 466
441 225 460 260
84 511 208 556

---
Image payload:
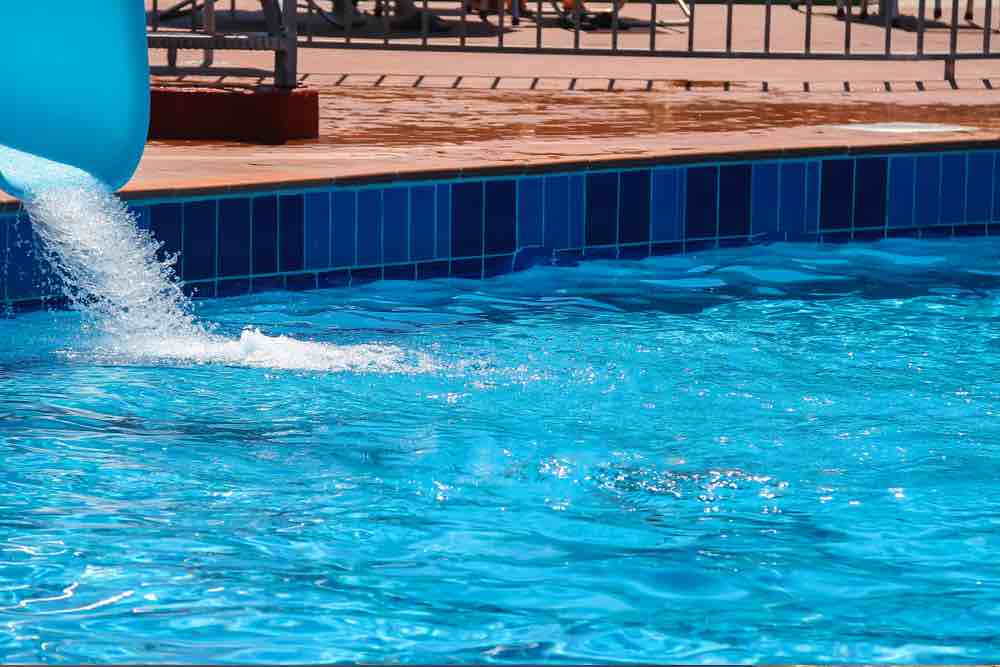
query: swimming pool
3 238 1000 663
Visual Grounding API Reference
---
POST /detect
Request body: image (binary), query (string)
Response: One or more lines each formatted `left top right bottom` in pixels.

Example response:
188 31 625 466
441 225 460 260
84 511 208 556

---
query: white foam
17 158 425 373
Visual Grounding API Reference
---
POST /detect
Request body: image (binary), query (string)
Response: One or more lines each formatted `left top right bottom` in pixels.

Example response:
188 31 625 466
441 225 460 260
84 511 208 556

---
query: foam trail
9 149 421 373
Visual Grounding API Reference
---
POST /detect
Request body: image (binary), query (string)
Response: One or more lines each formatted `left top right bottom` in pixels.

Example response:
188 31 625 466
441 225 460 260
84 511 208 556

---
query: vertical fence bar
948 0 959 78
612 0 620 51
985 0 992 53
725 0 734 53
383 0 391 45
346 0 354 43
650 0 658 51
574 0 582 50
536 0 543 47
844 0 852 54
230 0 236 21
499 0 506 48
805 0 813 54
277 0 298 89
688 0 696 51
916 0 925 54
422 0 430 46
152 0 160 30
884 0 892 54
950 0 959 55
764 0 773 53
306 0 314 43
461 0 468 47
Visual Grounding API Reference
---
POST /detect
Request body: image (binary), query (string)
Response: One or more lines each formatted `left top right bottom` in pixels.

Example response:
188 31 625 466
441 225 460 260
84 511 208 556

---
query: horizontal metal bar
150 65 276 78
149 33 285 50
296 40 1000 60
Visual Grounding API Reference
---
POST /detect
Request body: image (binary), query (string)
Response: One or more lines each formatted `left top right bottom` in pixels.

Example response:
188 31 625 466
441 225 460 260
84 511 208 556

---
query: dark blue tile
287 273 317 291
513 246 552 271
451 181 483 258
967 152 994 223
718 236 751 248
0 216 7 300
517 177 543 247
941 153 967 224
6 216 45 300
410 185 436 262
357 189 383 266
331 189 357 268
217 278 251 297
853 228 885 242
182 281 216 299
485 179 516 254
915 155 942 227
383 186 409 264
922 225 952 238
584 246 617 260
218 198 251 277
569 174 585 249
150 202 183 269
954 223 988 236
252 195 278 275
352 267 382 285
279 194 304 273
417 260 450 280
888 156 915 228
304 192 331 270
718 164 751 237
130 205 151 231
853 157 887 229
751 163 779 236
820 159 854 230
821 230 852 244
554 248 583 266
544 175 569 250
383 263 415 280
685 166 718 239
183 200 216 281
251 275 284 293
485 254 514 277
586 171 618 246
436 184 451 260
318 269 351 288
685 239 717 252
806 162 820 233
451 257 483 278
780 162 806 234
994 154 1000 222
651 168 681 242
619 170 651 244
618 244 649 260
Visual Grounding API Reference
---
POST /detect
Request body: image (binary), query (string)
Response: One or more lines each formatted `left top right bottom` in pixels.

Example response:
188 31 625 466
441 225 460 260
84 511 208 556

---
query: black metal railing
147 0 1000 83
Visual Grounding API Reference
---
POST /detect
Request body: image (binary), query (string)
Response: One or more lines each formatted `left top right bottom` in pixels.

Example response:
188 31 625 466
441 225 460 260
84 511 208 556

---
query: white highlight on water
13 157 422 372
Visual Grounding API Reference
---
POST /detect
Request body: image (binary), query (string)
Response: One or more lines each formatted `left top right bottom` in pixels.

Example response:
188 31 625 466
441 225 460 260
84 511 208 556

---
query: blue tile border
4 145 1000 305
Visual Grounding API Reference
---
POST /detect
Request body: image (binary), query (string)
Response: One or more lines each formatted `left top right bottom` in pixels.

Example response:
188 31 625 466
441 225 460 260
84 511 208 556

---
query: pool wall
2 145 999 307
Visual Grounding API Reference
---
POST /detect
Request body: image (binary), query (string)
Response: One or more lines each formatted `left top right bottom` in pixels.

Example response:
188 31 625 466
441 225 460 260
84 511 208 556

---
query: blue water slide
0 3 150 199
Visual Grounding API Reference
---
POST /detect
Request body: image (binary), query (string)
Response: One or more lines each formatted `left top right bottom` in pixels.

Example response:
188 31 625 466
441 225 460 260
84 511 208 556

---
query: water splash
8 148 424 373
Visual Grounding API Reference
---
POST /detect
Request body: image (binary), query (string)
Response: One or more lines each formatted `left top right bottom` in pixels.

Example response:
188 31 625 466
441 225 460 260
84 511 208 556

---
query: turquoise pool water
4 239 1000 663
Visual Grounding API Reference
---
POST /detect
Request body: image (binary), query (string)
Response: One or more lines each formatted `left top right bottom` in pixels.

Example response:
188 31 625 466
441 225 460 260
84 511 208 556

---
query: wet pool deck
6 26 1000 206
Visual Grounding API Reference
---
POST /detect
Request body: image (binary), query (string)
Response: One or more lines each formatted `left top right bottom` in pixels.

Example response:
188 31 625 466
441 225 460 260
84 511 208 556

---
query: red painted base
149 86 319 145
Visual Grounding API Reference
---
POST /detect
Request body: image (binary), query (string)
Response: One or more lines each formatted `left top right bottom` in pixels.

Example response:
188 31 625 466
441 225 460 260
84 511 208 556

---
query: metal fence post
276 0 298 89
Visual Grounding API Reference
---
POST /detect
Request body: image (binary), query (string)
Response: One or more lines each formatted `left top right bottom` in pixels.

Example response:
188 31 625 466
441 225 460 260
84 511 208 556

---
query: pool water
4 238 1000 663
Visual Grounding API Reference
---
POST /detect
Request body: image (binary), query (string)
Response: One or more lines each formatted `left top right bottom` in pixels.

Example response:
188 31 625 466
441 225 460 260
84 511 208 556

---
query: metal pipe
805 0 813 54
764 0 772 53
687 0 696 51
916 0 925 54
